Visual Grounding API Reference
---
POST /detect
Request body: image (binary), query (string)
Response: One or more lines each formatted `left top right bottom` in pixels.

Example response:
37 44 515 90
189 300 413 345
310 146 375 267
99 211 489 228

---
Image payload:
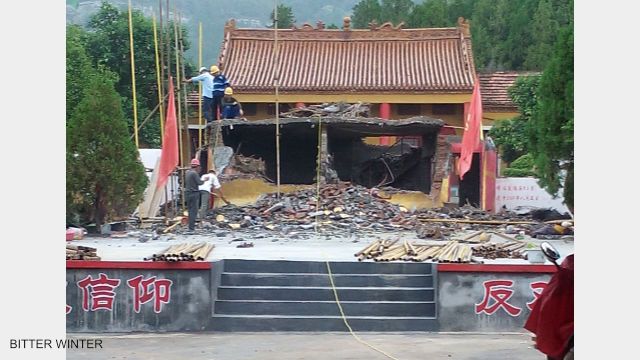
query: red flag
458 77 483 180
156 77 179 189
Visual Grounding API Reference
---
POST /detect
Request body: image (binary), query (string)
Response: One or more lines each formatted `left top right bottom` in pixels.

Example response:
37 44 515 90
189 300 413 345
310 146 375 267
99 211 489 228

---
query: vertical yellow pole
174 10 185 210
315 116 322 233
274 0 281 198
152 14 165 140
128 0 139 148
198 22 203 148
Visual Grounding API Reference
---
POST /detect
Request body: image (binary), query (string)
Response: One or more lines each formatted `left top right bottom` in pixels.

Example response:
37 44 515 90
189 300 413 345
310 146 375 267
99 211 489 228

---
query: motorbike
524 242 574 360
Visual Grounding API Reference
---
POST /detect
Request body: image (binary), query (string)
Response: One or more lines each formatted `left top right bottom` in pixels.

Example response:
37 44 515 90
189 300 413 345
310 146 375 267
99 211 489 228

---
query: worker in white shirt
198 169 231 219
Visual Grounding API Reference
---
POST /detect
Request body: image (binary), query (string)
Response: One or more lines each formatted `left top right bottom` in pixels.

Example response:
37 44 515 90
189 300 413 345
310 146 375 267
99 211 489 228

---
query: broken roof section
218 18 476 94
217 116 444 138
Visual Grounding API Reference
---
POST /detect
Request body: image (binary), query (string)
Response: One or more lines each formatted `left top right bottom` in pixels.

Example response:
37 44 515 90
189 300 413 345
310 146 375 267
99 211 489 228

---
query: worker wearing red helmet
185 158 204 233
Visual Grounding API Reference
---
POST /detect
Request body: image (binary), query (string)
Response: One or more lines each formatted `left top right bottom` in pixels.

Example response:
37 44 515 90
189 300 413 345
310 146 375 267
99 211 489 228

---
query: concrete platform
69 229 574 264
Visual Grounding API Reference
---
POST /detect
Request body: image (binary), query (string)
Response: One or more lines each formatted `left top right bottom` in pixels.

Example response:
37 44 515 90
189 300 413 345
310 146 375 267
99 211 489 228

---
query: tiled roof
479 71 540 112
218 19 477 94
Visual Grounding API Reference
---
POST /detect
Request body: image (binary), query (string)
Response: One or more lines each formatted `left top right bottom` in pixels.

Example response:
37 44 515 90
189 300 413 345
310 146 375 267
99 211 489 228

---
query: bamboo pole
165 0 171 77
173 9 185 210
198 22 203 148
130 94 168 140
152 14 165 140
178 13 190 165
273 0 281 198
127 0 139 148
315 115 321 233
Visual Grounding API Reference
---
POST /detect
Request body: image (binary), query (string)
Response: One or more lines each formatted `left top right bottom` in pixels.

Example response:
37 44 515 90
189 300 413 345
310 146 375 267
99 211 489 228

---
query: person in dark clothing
185 158 204 233
220 87 244 119
210 65 230 120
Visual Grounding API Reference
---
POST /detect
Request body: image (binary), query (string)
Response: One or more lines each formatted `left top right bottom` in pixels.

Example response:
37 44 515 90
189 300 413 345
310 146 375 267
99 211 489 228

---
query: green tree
380 0 414 25
501 0 536 70
489 75 540 163
352 0 382 28
503 154 536 177
528 25 573 210
66 25 94 122
524 0 558 70
269 4 296 29
409 0 450 28
67 72 148 227
84 1 192 148
447 0 474 24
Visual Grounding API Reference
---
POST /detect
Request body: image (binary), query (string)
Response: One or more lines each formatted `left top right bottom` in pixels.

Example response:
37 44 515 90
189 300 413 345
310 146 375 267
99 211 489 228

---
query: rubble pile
66 244 100 261
208 182 417 233
280 102 370 118
144 242 215 262
229 154 266 176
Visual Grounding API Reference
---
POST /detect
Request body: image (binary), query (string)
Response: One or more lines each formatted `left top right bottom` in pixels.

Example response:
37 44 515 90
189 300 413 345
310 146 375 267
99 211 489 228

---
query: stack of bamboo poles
144 242 214 261
472 241 527 260
66 244 100 261
354 240 473 263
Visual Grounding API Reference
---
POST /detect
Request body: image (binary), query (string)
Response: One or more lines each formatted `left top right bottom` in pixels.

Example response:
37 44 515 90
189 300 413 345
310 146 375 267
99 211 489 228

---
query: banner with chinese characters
438 272 552 331
495 177 569 213
66 269 212 332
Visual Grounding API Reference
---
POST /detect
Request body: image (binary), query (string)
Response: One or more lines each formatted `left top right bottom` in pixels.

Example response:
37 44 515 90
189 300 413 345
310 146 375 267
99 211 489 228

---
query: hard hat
561 221 573 228
224 87 233 95
198 66 207 72
190 158 200 167
210 65 220 73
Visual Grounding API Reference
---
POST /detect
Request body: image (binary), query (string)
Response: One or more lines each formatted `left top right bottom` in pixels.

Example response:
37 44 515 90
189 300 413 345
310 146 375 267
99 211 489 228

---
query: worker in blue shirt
184 67 214 123
221 87 244 119
210 65 230 120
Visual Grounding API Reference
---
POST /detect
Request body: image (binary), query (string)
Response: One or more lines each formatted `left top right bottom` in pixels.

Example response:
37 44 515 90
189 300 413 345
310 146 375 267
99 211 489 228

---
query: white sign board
495 177 570 213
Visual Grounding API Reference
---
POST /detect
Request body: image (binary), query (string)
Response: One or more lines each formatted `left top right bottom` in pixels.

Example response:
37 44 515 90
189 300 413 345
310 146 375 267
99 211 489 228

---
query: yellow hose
325 260 401 360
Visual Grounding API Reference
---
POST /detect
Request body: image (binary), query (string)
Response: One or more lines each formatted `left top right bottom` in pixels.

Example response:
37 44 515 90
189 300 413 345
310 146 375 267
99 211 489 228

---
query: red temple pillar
481 148 497 212
379 103 391 145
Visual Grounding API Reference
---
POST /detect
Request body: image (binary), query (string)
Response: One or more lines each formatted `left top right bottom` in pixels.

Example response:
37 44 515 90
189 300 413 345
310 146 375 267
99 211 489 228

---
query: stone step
214 300 436 317
220 273 434 288
209 314 439 332
222 259 434 275
217 286 434 302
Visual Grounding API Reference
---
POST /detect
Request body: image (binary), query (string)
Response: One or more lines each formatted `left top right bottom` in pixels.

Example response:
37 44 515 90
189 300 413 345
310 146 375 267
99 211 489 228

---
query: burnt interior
219 117 442 192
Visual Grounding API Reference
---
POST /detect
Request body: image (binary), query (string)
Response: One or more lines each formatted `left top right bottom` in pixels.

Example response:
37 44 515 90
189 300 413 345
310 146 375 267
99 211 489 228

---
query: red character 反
475 280 522 316
127 275 173 313
527 281 548 310
77 273 121 311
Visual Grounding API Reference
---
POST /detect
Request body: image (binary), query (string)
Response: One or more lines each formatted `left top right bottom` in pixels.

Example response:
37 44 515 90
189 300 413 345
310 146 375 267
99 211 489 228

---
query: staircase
210 259 438 331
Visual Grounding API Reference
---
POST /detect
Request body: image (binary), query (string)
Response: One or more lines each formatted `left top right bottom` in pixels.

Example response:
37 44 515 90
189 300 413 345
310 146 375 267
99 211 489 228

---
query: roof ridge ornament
457 17 470 37
343 16 351 31
225 19 236 31
371 21 405 31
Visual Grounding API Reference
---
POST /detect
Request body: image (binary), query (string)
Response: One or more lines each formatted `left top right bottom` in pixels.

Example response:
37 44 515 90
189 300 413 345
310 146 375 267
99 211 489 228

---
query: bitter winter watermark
9 338 103 349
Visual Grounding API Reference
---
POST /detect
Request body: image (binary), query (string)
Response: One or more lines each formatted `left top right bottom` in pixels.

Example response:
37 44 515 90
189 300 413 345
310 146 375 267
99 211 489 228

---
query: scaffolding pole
198 22 203 149
173 8 185 210
178 12 191 166
152 14 165 140
273 0 281 198
127 0 139 148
